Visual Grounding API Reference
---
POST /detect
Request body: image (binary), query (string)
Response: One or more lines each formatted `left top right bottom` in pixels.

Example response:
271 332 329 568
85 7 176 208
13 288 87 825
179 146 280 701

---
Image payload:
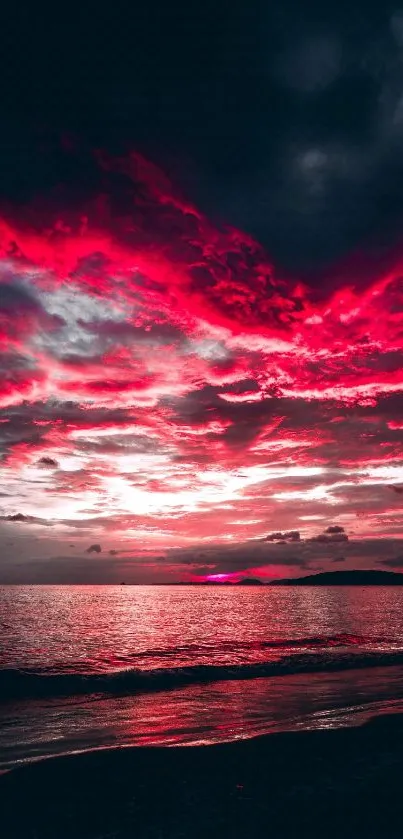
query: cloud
0 280 64 342
324 525 345 534
86 544 102 554
37 456 59 468
0 512 50 525
1 535 402 583
4 513 30 522
381 556 403 569
264 531 301 542
0 147 399 582
275 34 342 94
309 532 349 544
307 525 349 544
168 541 311 580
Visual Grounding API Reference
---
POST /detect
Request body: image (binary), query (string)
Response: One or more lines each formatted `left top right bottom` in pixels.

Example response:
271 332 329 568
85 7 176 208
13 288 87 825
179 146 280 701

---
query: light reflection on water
2 665 403 769
2 584 403 672
2 585 403 768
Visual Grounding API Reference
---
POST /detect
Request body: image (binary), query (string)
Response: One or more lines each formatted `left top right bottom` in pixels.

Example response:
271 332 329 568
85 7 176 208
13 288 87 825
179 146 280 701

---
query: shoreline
3 713 403 837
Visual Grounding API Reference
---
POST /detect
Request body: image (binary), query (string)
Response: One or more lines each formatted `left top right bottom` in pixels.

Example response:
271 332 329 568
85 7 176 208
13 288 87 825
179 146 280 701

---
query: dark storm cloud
274 33 342 93
4 2 403 280
120 1 403 279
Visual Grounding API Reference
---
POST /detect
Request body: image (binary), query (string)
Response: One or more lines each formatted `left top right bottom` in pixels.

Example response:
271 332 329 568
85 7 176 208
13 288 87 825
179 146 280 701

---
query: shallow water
2 584 403 768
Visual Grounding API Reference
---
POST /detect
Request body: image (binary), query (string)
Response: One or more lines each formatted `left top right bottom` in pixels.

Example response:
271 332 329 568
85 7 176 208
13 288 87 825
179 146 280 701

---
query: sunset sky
0 1 402 582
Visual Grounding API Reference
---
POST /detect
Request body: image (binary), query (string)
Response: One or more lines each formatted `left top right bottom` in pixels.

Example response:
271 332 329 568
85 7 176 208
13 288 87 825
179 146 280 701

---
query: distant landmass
236 578 264 585
271 570 403 586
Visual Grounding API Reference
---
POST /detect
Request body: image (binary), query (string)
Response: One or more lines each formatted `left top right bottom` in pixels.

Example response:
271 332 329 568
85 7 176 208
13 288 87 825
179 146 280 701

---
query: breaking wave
2 634 403 701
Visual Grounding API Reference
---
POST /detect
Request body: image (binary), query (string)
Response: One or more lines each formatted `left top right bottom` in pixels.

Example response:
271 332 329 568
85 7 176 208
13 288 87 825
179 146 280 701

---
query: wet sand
3 713 403 838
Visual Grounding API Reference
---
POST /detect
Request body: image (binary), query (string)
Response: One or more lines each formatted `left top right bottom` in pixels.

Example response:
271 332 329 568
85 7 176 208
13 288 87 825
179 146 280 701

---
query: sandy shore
3 713 403 838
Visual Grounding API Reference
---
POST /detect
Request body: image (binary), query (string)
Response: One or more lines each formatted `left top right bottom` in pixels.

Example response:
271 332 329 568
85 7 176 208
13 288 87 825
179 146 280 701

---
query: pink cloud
0 150 400 581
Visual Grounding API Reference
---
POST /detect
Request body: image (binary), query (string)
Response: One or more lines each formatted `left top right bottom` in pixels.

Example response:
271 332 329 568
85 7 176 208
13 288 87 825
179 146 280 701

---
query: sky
0 1 401 582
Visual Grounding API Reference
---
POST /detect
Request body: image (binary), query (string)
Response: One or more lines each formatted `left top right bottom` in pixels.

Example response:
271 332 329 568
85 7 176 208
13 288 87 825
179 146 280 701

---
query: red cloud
0 148 400 566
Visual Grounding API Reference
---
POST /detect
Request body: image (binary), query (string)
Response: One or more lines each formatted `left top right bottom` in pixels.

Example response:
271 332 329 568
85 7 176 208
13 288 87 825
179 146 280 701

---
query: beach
3 712 403 838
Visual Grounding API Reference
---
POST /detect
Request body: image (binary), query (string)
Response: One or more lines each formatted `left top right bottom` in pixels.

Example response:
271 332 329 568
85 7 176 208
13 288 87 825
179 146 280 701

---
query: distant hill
236 578 264 585
271 570 403 586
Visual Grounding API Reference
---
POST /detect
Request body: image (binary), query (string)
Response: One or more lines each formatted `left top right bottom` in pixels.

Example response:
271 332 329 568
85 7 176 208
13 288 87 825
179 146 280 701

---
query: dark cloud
37 456 59 468
5 513 30 522
86 544 102 554
0 281 64 334
4 2 403 281
324 525 345 534
0 512 50 525
0 352 34 373
1 402 135 428
308 525 349 544
169 542 310 574
388 485 403 494
1 537 402 583
0 281 43 315
309 532 349 544
381 556 403 568
172 536 403 576
79 318 185 350
264 531 301 542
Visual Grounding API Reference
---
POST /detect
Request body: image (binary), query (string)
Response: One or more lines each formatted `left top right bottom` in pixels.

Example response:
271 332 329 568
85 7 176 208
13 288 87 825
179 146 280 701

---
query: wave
124 634 392 657
2 642 403 702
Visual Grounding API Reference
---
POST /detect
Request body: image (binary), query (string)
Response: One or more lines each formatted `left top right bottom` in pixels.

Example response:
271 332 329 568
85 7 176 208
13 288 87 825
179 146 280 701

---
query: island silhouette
162 570 403 586
270 570 403 586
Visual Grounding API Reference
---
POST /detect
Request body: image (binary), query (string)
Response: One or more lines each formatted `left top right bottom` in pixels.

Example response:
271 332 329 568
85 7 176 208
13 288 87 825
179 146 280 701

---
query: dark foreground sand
3 714 403 838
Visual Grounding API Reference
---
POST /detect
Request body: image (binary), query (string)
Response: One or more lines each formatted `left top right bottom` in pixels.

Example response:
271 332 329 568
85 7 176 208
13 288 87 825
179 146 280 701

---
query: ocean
2 583 403 771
